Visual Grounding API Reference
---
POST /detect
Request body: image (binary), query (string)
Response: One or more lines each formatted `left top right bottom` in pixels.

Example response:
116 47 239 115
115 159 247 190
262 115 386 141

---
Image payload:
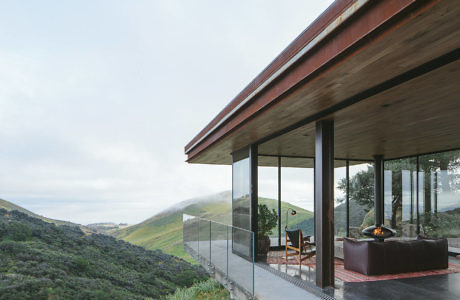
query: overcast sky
0 0 334 224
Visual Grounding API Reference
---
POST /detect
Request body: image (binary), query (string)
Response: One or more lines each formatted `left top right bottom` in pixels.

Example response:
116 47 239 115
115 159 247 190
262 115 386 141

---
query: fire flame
373 227 385 236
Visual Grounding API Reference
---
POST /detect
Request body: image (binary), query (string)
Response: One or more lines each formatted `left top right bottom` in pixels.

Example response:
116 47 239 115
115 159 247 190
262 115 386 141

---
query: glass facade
233 146 459 261
258 163 279 247
418 150 460 239
384 158 417 237
232 152 252 258
280 157 314 244
384 151 460 240
348 162 374 238
334 163 347 237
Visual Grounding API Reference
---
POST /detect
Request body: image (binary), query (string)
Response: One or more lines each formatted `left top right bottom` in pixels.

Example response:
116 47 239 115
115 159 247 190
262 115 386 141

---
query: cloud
0 0 334 224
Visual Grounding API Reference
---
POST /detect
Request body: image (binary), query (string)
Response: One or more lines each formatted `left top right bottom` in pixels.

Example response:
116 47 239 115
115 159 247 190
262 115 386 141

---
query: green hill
114 191 314 262
0 198 80 228
0 208 207 299
113 192 232 262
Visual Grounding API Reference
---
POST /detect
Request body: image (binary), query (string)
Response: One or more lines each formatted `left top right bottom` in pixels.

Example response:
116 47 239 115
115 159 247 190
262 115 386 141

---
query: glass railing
183 214 255 299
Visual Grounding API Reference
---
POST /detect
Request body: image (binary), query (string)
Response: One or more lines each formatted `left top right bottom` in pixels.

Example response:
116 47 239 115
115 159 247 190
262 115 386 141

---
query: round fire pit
362 224 396 241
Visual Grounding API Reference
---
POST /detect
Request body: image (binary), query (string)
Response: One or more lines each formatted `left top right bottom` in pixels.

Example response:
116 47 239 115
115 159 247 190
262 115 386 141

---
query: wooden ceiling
259 59 460 162
188 0 460 166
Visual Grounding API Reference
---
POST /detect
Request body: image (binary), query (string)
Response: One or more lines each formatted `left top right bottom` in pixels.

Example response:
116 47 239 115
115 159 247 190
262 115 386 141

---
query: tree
257 204 277 238
337 165 374 209
337 150 460 233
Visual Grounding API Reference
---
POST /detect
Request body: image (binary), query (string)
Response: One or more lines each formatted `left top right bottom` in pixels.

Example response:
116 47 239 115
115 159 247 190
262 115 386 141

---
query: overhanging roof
185 0 460 165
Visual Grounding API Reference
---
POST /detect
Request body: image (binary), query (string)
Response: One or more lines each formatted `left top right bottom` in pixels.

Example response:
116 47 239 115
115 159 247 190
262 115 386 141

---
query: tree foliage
257 204 278 238
337 151 460 232
337 165 374 208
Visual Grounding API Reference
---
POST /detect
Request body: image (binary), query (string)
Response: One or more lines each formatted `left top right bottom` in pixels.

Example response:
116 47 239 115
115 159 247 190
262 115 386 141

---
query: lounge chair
285 229 316 270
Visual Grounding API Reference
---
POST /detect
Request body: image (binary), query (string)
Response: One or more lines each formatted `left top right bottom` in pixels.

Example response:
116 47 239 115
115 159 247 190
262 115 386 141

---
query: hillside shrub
0 210 208 299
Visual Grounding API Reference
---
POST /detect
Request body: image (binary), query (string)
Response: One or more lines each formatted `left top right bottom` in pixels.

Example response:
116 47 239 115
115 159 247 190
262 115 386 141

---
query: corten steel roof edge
185 0 436 162
185 0 357 153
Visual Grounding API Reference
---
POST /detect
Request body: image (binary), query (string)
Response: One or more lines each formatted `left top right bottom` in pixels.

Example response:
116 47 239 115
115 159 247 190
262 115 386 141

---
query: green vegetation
257 204 278 239
259 197 314 231
0 209 207 299
165 279 230 300
114 192 314 261
114 192 233 262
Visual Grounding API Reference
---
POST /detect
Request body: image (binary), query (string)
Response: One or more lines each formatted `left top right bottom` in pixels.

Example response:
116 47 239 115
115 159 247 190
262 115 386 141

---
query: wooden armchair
285 229 316 270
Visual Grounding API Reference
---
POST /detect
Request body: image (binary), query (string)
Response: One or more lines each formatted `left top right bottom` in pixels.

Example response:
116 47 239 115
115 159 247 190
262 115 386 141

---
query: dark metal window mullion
278 156 282 247
416 155 420 235
346 160 350 237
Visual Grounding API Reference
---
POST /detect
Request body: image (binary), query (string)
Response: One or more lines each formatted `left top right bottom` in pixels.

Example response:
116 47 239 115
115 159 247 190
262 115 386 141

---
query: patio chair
285 229 316 270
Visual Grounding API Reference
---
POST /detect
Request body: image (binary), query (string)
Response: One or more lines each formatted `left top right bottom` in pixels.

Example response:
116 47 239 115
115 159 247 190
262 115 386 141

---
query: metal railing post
197 218 200 259
209 220 212 271
252 231 255 299
226 225 229 283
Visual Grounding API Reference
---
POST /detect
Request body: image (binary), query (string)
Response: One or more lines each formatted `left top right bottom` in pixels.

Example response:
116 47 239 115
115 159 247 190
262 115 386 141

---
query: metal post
209 221 212 270
197 219 200 257
278 156 282 247
410 170 414 224
252 231 255 299
434 171 438 214
374 155 384 225
226 225 229 282
346 160 350 237
314 120 334 288
249 145 258 258
416 156 420 235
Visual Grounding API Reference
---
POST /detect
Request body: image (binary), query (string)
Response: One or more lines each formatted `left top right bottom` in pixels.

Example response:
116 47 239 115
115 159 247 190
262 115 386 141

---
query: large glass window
419 150 460 239
334 161 347 238
347 162 374 238
232 153 251 258
258 159 279 248
384 158 417 237
281 157 314 244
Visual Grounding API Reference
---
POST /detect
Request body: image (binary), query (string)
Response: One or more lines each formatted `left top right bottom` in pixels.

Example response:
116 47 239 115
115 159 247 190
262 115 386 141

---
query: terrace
184 0 460 299
183 214 460 299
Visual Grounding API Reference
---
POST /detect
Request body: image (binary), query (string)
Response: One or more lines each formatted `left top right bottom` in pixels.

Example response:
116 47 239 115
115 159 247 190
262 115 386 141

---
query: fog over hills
114 191 314 262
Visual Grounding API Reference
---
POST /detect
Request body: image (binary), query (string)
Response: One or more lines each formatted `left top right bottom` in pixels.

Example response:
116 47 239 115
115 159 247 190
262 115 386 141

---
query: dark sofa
343 236 448 275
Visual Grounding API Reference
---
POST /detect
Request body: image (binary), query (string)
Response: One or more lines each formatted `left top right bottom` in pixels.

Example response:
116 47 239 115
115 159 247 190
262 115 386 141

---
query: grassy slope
114 192 313 262
115 199 232 262
0 198 79 228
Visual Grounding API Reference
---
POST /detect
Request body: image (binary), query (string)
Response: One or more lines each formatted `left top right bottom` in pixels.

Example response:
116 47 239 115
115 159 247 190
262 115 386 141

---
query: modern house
184 0 460 299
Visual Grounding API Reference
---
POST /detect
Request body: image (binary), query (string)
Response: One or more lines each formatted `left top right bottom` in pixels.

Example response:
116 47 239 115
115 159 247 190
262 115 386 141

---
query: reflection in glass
334 164 347 237
232 156 251 258
347 162 374 238
281 157 314 244
384 158 417 237
418 150 460 239
258 165 279 248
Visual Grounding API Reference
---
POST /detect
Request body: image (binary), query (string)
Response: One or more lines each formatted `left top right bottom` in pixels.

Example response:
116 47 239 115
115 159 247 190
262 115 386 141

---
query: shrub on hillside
0 209 208 299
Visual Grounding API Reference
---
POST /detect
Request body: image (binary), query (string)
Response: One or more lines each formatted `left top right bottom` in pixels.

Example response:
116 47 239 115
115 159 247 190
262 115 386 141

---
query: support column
374 155 384 225
416 156 420 235
278 156 282 247
314 120 334 288
249 144 258 257
346 160 350 237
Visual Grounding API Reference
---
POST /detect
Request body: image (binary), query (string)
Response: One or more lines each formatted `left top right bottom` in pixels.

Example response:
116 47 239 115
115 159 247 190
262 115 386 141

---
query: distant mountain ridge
0 198 80 228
